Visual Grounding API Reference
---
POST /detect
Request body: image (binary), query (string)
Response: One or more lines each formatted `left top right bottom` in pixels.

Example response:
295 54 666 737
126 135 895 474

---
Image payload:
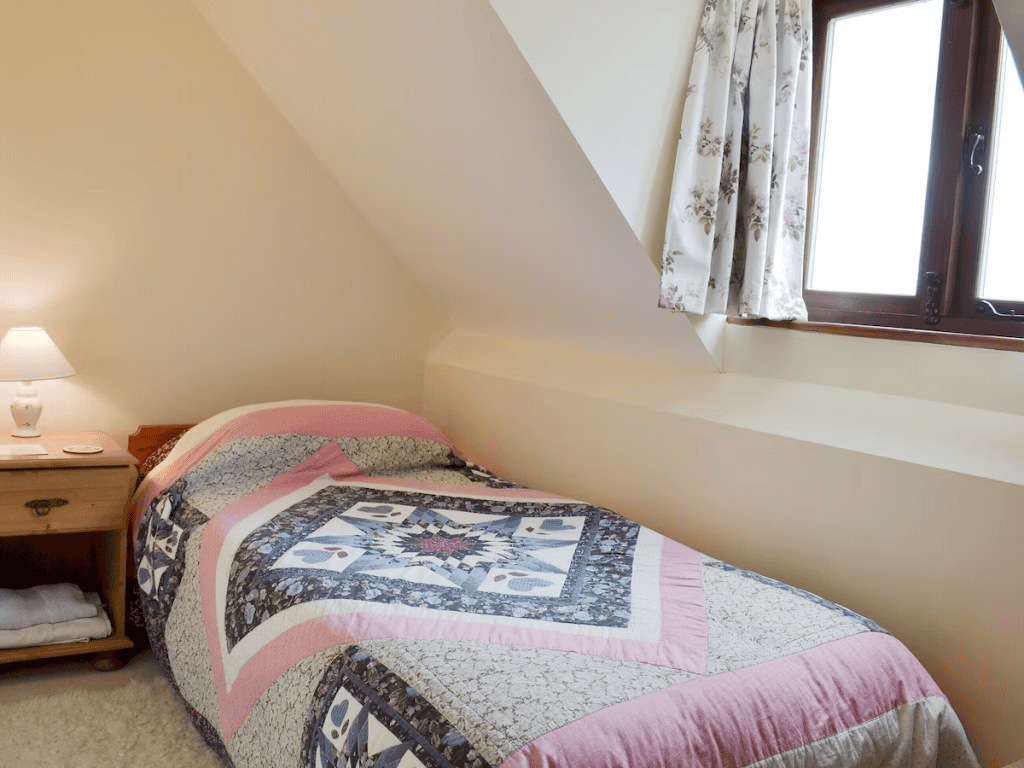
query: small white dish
62 444 104 454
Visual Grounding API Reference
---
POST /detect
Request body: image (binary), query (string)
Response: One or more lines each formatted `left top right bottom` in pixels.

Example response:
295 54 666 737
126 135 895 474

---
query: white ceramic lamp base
11 382 42 438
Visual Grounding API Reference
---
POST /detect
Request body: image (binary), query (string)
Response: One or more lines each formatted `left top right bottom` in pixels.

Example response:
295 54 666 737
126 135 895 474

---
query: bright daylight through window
978 36 1024 302
805 0 1024 338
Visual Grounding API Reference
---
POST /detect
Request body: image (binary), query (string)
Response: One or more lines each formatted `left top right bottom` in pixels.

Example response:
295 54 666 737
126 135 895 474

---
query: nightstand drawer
0 466 136 535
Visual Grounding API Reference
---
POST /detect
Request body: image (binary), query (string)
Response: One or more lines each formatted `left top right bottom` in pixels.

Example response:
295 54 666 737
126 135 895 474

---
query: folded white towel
0 592 111 649
0 583 99 631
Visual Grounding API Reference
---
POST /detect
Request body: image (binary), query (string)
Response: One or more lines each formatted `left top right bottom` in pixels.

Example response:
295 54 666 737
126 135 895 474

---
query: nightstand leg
90 651 123 671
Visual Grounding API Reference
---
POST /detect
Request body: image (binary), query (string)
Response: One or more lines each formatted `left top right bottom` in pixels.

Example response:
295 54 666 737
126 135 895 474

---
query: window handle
966 128 986 175
975 300 1024 321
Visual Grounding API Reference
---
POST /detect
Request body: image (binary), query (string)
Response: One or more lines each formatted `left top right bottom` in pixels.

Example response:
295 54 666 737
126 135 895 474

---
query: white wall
0 0 450 445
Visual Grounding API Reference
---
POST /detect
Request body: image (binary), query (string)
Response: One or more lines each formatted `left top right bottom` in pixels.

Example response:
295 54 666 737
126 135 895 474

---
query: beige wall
490 0 702 265
0 0 449 445
423 332 1024 768
993 0 1024 84
190 0 717 372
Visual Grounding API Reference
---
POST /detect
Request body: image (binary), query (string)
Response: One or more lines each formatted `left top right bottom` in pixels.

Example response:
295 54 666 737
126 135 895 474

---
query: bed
128 400 980 768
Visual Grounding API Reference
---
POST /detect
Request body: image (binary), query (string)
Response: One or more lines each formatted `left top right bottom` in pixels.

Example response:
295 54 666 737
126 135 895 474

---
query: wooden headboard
127 424 195 468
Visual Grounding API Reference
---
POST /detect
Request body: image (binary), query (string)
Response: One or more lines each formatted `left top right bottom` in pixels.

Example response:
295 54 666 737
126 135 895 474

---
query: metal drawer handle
26 498 69 517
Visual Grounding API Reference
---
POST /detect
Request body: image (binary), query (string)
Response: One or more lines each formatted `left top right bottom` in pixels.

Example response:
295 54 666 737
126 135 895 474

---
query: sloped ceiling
190 0 717 371
993 0 1024 83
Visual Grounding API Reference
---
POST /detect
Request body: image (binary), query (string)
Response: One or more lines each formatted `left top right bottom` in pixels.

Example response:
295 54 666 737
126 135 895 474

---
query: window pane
807 0 943 295
977 40 1024 302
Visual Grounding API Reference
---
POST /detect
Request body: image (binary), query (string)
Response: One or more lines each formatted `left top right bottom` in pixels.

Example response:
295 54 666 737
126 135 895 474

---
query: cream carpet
0 651 225 768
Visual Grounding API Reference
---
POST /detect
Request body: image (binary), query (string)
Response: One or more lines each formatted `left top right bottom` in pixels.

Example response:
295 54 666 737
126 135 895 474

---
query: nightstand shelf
0 431 138 670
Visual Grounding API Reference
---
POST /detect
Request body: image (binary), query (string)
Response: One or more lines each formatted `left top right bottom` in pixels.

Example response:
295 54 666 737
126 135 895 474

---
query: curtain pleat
660 0 811 320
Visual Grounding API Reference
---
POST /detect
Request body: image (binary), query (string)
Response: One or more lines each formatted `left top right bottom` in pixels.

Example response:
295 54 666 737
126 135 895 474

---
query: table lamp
0 327 76 437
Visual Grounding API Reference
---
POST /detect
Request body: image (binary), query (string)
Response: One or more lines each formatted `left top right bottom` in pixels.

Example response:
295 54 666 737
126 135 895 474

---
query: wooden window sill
727 317 1024 353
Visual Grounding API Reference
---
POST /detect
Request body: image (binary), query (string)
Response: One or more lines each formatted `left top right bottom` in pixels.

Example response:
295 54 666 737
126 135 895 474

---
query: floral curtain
659 0 812 320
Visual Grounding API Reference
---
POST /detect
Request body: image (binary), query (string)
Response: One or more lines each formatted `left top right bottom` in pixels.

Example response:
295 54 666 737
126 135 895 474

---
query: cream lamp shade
0 327 76 437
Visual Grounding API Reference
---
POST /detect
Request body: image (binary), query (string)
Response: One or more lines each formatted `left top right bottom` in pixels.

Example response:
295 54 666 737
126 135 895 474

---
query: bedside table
0 431 138 670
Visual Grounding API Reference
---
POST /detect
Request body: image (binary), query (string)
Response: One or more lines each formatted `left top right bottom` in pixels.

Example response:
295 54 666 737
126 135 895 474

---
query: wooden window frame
804 0 1024 340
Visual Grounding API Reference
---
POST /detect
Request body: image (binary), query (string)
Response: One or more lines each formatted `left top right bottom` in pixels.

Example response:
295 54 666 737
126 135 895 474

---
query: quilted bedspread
131 402 980 768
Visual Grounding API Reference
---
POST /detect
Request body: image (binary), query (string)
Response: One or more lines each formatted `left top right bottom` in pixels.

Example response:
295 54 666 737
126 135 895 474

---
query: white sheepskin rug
2 673 226 768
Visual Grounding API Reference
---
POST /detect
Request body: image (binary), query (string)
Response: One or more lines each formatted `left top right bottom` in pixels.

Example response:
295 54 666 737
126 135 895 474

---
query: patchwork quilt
131 402 980 768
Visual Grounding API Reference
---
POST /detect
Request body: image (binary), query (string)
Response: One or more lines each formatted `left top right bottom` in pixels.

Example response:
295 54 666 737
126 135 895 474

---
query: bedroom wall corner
992 0 1024 85
189 0 719 374
0 0 450 445
488 0 703 264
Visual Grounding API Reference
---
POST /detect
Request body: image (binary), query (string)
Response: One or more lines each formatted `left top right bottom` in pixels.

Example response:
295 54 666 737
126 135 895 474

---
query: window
805 0 1024 338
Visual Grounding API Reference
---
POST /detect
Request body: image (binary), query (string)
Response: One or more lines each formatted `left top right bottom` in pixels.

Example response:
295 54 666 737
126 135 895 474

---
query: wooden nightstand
0 431 138 670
